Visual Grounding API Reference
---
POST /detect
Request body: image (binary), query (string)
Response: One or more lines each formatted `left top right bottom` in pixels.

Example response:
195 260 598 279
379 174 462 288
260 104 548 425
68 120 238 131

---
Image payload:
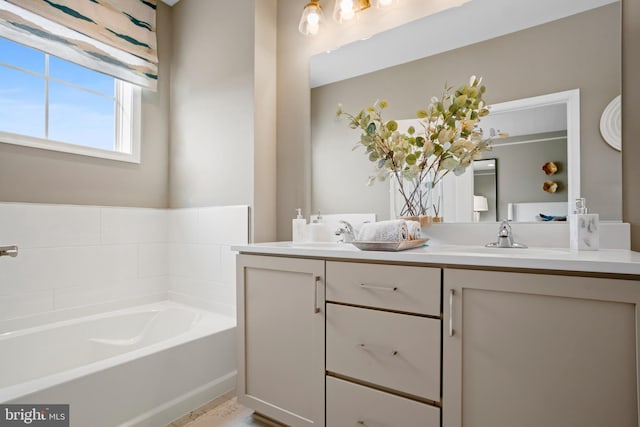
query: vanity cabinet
236 255 325 427
443 269 640 427
236 248 640 427
325 261 442 426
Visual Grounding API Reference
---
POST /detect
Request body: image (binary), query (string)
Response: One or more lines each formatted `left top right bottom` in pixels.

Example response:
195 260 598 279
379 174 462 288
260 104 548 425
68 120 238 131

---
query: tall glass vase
395 172 434 227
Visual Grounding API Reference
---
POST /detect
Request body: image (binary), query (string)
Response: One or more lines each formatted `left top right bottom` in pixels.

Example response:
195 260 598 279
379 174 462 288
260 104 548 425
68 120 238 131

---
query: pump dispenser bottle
292 208 306 243
570 198 599 251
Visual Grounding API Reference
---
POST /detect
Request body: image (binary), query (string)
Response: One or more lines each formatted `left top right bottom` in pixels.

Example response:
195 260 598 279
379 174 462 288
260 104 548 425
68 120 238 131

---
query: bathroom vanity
234 243 640 427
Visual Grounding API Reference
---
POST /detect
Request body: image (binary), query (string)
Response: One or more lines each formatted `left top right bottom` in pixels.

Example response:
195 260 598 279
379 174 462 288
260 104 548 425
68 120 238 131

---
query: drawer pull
314 276 321 314
449 289 455 337
358 343 399 357
360 283 398 292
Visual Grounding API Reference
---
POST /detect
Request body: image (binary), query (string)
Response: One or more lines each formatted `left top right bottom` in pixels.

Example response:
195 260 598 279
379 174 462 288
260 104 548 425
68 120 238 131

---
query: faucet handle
335 220 356 242
498 219 511 237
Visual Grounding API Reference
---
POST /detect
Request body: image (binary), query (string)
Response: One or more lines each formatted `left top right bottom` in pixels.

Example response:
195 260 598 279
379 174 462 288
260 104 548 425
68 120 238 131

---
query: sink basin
291 241 354 249
434 246 570 256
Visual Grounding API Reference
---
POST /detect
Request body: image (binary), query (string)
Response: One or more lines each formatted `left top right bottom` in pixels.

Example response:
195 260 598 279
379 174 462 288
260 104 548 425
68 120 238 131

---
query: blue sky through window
0 37 116 151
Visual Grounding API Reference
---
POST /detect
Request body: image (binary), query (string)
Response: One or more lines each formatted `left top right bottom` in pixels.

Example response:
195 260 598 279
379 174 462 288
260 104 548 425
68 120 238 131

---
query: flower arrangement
336 76 493 218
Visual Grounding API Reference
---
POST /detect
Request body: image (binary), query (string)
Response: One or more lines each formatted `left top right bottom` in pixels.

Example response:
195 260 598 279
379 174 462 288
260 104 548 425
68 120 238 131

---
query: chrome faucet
0 245 18 257
486 220 527 248
335 220 356 243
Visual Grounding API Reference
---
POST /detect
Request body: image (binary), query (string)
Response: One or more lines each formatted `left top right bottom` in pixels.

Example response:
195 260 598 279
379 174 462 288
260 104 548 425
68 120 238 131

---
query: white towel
405 220 421 240
357 220 409 242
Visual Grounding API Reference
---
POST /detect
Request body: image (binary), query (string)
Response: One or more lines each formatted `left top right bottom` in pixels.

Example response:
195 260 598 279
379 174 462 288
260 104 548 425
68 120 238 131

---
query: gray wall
310 3 621 222
169 0 277 242
169 0 254 208
0 2 172 208
492 139 568 219
622 0 640 251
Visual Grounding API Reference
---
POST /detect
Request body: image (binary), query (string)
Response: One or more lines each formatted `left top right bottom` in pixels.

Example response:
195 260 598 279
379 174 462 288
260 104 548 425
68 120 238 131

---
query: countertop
232 242 640 276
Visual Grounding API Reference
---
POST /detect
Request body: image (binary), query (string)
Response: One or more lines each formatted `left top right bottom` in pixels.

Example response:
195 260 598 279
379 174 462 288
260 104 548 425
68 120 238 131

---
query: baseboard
119 371 237 427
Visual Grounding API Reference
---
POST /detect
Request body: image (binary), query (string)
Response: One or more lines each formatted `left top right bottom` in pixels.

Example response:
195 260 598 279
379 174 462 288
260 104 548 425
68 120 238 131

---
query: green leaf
386 120 398 131
369 152 379 162
441 157 459 170
416 136 425 147
367 122 376 135
407 126 415 135
416 109 428 119
406 154 417 165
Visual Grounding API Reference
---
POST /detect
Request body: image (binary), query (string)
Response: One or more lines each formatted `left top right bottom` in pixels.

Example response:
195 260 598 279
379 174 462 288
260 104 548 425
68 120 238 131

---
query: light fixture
473 195 489 222
299 1 323 36
333 0 371 23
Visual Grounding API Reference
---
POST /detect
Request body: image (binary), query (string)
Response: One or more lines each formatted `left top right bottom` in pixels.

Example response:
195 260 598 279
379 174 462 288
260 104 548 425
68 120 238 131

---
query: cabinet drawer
326 261 440 315
327 376 440 427
326 304 441 401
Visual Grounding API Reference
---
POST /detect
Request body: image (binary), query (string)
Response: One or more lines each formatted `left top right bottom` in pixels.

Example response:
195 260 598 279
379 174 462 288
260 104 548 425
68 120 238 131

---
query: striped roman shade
0 0 158 90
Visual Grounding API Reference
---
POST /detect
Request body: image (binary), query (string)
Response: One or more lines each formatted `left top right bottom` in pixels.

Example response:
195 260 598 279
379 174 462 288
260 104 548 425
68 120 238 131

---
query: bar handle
314 276 321 314
358 343 399 357
360 283 398 292
0 245 18 258
449 289 455 337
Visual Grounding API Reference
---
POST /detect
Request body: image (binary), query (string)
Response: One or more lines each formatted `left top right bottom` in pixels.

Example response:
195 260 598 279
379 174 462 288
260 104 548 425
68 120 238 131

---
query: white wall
0 203 168 322
0 203 249 324
168 206 249 317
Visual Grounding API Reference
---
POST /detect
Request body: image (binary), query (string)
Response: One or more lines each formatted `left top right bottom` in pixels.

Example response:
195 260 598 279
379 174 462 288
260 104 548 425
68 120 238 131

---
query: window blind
0 0 158 91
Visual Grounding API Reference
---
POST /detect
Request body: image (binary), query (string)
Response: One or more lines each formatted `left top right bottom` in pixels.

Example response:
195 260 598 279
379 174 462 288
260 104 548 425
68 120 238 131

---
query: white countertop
232 242 640 276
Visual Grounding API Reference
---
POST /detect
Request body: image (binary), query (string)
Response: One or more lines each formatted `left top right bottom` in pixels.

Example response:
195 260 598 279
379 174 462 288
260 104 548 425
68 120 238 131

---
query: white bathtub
0 301 237 427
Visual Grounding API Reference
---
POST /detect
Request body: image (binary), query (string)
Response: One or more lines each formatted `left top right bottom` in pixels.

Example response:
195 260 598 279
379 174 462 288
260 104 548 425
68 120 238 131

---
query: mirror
473 159 497 223
310 0 621 222
387 89 579 222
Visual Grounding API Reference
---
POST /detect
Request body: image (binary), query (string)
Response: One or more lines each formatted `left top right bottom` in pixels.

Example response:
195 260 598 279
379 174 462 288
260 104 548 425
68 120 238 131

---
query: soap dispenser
292 208 306 243
306 211 331 242
570 198 599 251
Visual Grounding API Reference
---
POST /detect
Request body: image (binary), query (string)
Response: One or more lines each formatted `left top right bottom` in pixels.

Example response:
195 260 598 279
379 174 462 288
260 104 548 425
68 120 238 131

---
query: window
0 37 140 163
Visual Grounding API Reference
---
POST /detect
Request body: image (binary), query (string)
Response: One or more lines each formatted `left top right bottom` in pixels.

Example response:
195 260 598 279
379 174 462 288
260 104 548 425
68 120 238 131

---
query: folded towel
358 220 409 242
405 220 421 240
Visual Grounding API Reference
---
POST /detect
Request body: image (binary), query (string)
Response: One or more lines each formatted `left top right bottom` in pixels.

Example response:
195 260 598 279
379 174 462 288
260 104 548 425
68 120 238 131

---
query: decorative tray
351 239 429 252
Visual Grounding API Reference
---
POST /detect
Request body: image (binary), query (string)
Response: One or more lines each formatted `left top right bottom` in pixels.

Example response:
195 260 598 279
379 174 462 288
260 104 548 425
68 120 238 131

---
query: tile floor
167 393 281 427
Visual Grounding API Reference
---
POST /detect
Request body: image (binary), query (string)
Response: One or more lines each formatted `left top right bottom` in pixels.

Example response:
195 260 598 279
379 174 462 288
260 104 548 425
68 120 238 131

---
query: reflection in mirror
473 159 497 222
476 90 578 222
390 90 579 223
310 1 621 222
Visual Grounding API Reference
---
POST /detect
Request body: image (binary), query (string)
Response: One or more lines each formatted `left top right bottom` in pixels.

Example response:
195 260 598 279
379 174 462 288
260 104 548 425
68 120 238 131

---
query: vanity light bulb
334 0 355 22
299 2 322 36
307 21 319 35
307 11 320 26
341 0 355 20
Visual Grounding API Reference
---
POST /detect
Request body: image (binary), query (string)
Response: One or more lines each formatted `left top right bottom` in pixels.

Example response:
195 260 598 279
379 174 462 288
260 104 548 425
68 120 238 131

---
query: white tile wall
0 203 249 323
168 206 249 317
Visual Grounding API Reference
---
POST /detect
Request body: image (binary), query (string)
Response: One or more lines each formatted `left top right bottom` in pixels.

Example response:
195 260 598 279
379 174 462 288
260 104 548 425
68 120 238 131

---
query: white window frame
0 55 142 164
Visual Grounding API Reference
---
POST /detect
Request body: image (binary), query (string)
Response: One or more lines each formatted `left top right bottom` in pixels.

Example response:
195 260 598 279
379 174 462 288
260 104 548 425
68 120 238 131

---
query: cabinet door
237 255 325 427
443 268 640 427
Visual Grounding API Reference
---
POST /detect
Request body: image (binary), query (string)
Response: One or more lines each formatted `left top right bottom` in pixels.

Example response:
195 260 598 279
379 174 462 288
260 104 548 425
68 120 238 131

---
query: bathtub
0 301 237 427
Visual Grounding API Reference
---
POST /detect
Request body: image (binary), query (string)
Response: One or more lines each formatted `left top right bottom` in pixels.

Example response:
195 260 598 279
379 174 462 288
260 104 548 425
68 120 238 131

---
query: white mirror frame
491 89 581 218
390 89 580 222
